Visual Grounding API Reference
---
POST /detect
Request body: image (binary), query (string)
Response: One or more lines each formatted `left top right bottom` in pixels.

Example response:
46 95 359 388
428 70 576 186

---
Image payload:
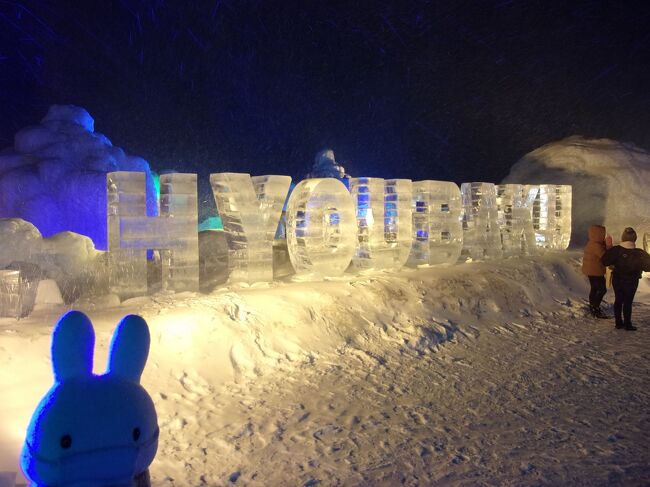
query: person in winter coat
582 225 613 318
601 227 650 330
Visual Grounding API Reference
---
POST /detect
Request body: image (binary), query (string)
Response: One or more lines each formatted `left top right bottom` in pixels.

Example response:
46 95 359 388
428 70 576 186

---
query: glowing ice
286 178 356 278
0 269 22 318
460 182 502 260
210 173 291 283
531 184 572 250
408 181 463 266
497 184 538 257
107 172 199 297
350 178 413 270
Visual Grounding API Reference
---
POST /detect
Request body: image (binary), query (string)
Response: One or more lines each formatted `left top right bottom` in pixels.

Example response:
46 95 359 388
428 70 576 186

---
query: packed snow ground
2 252 650 486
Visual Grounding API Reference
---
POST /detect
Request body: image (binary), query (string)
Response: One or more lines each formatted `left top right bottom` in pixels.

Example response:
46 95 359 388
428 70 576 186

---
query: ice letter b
350 178 413 271
107 172 199 297
210 173 291 283
408 181 463 266
531 184 572 250
460 182 503 260
286 178 356 279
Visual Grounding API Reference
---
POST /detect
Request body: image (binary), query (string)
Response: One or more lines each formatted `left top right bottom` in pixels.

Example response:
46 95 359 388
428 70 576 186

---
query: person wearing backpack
601 227 650 330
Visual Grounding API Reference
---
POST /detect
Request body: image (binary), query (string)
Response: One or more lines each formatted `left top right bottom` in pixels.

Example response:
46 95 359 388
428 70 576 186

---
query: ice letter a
497 184 538 257
531 184 572 250
350 178 413 270
408 181 463 266
286 178 356 279
108 172 199 297
460 182 503 260
210 173 291 283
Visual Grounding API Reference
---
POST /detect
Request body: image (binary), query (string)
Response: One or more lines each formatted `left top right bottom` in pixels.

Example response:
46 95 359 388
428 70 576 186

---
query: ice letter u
210 173 291 283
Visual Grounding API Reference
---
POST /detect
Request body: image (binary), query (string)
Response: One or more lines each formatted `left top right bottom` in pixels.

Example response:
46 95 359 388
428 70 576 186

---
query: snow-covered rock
0 105 158 250
503 136 650 246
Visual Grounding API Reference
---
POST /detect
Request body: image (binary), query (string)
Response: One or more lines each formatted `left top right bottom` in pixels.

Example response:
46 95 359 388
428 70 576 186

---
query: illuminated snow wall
0 105 157 250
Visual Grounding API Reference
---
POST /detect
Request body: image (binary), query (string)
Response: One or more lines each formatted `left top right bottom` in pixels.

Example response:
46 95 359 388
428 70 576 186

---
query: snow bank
503 136 650 246
0 218 105 304
0 105 157 250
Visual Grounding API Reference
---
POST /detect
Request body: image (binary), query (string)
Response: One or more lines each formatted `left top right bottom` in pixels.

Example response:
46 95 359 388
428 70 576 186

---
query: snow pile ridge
503 136 650 246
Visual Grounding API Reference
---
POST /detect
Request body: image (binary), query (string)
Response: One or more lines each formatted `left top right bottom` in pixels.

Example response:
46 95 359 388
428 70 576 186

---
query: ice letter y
210 173 291 283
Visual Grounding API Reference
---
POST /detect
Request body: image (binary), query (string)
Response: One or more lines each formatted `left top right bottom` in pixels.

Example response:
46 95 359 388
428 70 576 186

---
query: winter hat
621 227 637 242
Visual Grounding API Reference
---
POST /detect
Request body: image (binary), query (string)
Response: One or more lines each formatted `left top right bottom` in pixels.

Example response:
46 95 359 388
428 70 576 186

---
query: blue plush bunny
20 310 159 486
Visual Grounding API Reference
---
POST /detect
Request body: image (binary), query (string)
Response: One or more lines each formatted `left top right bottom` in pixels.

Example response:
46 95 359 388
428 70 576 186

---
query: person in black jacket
601 227 650 330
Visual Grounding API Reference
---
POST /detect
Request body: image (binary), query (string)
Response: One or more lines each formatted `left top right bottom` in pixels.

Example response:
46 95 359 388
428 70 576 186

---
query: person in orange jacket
582 225 613 318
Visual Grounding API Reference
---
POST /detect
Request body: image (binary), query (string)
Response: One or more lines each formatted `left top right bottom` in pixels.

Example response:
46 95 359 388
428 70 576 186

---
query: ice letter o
286 178 356 278
350 178 413 271
210 173 291 283
408 180 463 266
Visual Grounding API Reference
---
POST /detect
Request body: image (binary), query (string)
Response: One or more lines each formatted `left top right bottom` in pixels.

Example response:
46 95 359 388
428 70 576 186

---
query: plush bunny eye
60 434 72 449
133 427 141 441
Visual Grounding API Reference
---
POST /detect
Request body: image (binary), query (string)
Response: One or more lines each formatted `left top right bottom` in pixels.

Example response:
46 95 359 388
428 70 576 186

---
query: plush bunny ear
107 314 150 383
52 310 95 382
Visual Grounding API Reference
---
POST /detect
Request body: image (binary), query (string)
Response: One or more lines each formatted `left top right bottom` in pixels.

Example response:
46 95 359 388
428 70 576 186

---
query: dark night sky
2 0 650 186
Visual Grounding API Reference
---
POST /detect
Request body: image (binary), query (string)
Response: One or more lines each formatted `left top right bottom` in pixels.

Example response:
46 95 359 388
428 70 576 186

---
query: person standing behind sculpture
601 227 650 330
582 225 613 318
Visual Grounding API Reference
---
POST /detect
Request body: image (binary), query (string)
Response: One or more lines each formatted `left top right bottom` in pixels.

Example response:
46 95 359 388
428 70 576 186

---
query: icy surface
530 184 572 250
210 173 291 284
0 105 157 250
350 178 412 270
460 182 502 260
408 180 463 266
497 184 538 257
0 270 21 318
108 172 199 297
286 178 356 278
503 136 650 246
2 253 650 485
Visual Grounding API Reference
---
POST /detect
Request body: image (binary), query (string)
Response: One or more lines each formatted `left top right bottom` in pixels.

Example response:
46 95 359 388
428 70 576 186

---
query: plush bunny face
20 311 158 487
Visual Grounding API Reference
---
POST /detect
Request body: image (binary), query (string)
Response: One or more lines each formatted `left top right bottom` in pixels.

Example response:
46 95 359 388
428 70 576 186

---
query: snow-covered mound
0 105 157 250
0 218 104 304
503 136 650 246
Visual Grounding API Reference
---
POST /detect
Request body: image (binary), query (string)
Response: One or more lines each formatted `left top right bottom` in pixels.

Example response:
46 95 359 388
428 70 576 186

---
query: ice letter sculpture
210 173 291 283
21 311 158 486
531 184 572 250
460 182 503 260
497 184 539 257
350 178 413 270
286 178 356 278
408 181 463 266
108 172 199 297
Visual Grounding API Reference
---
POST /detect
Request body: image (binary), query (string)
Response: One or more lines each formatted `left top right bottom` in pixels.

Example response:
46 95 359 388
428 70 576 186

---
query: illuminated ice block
286 178 356 278
408 181 463 266
0 269 22 318
210 173 291 283
350 178 413 270
107 172 199 297
460 182 502 260
531 184 572 250
497 184 538 257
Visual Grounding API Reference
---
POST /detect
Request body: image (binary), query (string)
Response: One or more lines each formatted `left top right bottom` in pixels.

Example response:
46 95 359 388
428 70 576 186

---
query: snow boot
593 308 610 319
615 322 625 329
624 324 638 331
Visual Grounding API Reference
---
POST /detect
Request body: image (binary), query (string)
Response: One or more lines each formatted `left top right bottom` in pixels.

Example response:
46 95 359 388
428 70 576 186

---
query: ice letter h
107 172 199 297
